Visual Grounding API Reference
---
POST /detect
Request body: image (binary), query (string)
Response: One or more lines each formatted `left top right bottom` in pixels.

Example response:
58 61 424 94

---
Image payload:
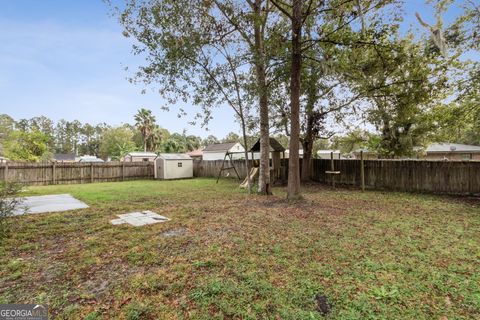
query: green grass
1 178 479 319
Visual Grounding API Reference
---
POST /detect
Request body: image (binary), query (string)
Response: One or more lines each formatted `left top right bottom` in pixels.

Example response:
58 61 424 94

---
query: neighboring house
187 148 204 160
53 153 76 162
203 142 245 160
77 155 104 163
317 150 341 159
284 148 304 159
122 152 158 162
352 148 377 159
425 143 480 161
0 156 8 163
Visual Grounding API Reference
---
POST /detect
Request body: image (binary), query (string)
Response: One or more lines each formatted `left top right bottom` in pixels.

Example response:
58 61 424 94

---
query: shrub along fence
0 162 154 186
193 158 480 195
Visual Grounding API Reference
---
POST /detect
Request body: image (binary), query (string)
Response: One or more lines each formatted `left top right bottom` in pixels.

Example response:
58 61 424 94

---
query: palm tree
134 108 156 152
185 135 201 151
162 139 181 153
150 125 167 152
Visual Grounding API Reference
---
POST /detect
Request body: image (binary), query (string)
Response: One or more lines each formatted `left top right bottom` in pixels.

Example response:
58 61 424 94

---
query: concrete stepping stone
110 211 170 226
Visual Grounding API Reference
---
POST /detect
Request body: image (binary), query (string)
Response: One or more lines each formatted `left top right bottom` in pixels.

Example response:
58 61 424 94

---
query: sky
0 0 469 138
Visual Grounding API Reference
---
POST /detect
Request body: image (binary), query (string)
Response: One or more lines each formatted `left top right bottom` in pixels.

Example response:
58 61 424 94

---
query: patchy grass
0 178 479 319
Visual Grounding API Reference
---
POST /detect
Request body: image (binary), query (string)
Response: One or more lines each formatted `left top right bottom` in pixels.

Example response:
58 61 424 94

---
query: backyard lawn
0 178 479 319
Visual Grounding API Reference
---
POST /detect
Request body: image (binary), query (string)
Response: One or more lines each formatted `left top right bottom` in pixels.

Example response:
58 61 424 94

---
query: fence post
4 162 8 183
330 152 335 188
52 162 56 185
360 151 365 192
90 163 94 183
122 162 125 181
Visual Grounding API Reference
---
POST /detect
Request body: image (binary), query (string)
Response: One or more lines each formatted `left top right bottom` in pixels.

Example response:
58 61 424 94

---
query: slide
239 167 259 188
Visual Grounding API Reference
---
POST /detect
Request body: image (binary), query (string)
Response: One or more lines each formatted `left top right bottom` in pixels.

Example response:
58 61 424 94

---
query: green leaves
99 126 136 160
4 130 50 162
0 181 23 242
370 285 400 302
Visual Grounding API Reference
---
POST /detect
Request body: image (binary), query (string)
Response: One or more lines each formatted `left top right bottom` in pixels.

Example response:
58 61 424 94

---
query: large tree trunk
253 0 272 195
287 0 302 200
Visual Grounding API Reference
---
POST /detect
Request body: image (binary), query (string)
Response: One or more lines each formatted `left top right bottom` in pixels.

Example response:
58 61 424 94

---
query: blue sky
0 0 236 138
0 0 468 138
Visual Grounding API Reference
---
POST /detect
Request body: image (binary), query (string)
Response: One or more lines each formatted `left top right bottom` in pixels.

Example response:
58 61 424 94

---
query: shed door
157 160 164 179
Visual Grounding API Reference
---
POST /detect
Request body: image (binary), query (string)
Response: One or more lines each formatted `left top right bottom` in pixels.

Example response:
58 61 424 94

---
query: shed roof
204 142 238 152
126 152 158 157
249 138 286 152
158 153 192 160
426 143 480 153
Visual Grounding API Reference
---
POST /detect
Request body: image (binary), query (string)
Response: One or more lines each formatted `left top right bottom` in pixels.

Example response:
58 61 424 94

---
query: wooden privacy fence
2 159 479 194
310 159 480 194
0 162 154 185
193 159 252 180
194 158 480 195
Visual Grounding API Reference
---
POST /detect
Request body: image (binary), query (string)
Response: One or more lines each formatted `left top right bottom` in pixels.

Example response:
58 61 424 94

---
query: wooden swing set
216 138 287 185
215 144 366 192
216 151 241 183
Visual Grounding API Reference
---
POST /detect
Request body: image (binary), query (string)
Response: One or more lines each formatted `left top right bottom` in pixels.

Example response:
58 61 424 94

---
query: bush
0 182 23 241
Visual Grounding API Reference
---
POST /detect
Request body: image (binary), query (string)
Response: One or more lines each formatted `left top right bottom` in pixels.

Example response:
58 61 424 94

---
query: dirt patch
315 294 332 316
161 228 188 237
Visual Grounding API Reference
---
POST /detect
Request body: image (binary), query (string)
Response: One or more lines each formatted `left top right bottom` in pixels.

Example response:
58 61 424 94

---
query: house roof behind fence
78 156 104 162
317 149 341 154
187 148 204 156
204 142 238 152
426 143 480 153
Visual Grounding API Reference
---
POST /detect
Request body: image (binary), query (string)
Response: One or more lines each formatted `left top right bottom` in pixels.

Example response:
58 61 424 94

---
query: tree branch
270 0 293 19
213 0 255 48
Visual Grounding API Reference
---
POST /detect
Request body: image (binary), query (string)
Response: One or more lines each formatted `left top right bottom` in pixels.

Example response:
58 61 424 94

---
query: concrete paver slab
13 194 89 216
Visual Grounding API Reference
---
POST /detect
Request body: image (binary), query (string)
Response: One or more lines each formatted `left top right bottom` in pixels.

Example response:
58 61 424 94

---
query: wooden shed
123 152 158 162
154 154 193 180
